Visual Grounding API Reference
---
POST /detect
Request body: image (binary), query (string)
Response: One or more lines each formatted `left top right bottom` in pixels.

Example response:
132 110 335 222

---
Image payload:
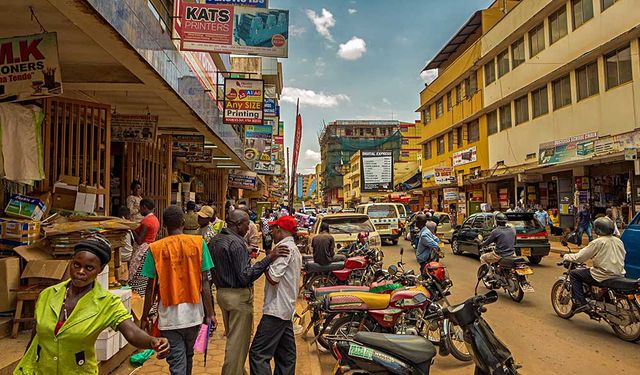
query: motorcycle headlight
369 235 381 249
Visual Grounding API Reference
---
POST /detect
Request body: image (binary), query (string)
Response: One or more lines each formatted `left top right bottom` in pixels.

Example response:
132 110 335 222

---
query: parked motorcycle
302 246 383 292
551 241 640 342
479 239 534 303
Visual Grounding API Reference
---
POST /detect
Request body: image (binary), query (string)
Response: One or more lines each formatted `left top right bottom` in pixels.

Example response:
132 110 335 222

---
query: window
484 60 496 85
552 74 572 109
437 136 445 155
472 216 485 229
529 23 545 57
576 60 599 100
359 128 364 136
400 126 408 133
401 150 410 158
447 91 452 111
601 0 617 11
499 103 512 131
487 110 498 135
605 45 632 89
531 86 549 118
423 105 431 124
456 84 462 104
497 49 510 77
466 70 478 96
402 138 409 145
456 127 463 147
572 0 594 29
511 37 525 68
345 129 353 136
448 131 454 151
549 6 568 44
467 121 480 143
515 95 529 125
436 98 444 118
424 141 432 159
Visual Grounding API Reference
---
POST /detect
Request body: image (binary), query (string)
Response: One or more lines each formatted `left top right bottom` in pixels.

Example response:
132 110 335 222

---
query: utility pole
286 146 290 205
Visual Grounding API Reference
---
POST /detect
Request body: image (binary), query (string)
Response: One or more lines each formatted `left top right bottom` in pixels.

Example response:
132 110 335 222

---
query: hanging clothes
0 103 45 184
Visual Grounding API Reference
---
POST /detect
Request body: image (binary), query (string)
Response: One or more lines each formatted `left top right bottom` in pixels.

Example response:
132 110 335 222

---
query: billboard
178 3 289 58
206 0 268 7
538 132 598 166
360 151 394 192
453 146 477 166
244 125 272 162
111 114 158 143
434 167 456 185
223 78 264 125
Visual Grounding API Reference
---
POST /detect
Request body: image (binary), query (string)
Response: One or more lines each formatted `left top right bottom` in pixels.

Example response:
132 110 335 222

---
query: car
308 213 382 253
391 203 410 234
433 212 454 243
450 212 550 264
622 212 640 279
356 203 402 245
342 208 356 213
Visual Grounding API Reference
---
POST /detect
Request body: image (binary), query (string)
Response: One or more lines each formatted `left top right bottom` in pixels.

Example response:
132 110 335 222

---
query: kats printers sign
0 33 62 102
223 78 264 125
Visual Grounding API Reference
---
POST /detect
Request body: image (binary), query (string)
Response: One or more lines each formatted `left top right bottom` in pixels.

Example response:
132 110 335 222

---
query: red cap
268 216 298 234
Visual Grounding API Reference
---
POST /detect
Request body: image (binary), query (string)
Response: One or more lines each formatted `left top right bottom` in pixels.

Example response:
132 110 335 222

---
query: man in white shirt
249 216 302 375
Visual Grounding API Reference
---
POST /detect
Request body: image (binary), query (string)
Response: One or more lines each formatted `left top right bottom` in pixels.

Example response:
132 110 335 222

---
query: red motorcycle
302 247 383 291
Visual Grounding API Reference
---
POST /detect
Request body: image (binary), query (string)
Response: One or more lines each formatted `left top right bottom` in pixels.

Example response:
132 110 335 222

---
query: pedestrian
129 198 160 296
506 204 516 213
312 222 345 265
198 205 225 243
118 206 135 263
14 235 170 375
261 209 275 252
249 216 302 375
209 210 289 375
534 206 550 229
237 204 260 252
606 208 621 237
183 201 200 235
576 204 593 246
140 206 217 375
548 208 562 236
127 180 144 222
514 202 524 212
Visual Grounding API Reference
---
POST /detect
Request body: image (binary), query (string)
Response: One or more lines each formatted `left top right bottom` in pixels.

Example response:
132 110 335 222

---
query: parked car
434 212 455 243
308 213 383 252
450 212 550 264
356 203 402 245
622 211 640 279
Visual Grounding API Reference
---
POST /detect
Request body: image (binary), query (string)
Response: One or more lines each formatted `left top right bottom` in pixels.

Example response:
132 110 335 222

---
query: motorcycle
551 240 640 342
329 265 520 374
478 237 534 303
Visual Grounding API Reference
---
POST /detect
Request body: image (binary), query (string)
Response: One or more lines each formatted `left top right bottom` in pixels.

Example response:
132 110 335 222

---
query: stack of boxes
95 288 132 361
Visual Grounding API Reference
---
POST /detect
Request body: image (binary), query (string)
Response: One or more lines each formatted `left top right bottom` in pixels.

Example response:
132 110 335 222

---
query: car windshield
507 216 544 234
323 217 375 234
367 205 398 219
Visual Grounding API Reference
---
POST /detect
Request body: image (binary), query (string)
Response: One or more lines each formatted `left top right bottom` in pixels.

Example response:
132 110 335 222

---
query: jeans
218 288 254 375
161 325 201 375
570 268 597 306
576 225 592 246
249 315 296 375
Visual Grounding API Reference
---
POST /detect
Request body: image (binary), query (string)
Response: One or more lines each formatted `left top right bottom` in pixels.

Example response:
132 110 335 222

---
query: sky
269 0 493 174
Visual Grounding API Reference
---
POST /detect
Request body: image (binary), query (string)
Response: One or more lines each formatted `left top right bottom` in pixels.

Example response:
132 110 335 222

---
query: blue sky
269 0 493 173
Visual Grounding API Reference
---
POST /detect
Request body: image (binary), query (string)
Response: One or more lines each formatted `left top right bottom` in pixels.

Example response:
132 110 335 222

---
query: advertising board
360 151 394 192
223 78 264 125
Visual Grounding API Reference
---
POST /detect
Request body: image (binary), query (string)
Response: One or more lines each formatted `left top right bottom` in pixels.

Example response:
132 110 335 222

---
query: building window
531 86 549 118
487 110 498 135
552 74 572 109
448 131 454 151
511 37 525 69
601 0 617 11
484 60 496 85
467 121 480 143
576 60 599 100
401 150 410 158
549 6 568 44
572 0 594 29
423 105 431 124
359 128 364 136
345 129 353 136
424 142 432 160
437 136 445 155
436 98 444 118
402 138 409 145
400 126 408 133
497 49 510 77
605 45 632 90
515 95 529 125
456 127 463 147
499 103 512 131
455 84 462 104
447 91 452 111
529 22 545 58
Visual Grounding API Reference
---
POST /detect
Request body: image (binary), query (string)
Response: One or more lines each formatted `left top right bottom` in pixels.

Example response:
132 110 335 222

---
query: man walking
576 204 593 246
209 210 289 375
250 216 302 375
140 206 216 375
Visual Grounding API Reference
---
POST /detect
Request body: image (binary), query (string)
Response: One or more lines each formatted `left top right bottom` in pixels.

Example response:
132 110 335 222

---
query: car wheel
451 239 462 255
528 256 542 265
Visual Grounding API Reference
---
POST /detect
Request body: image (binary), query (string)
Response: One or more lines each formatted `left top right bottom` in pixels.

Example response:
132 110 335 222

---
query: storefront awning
394 162 420 186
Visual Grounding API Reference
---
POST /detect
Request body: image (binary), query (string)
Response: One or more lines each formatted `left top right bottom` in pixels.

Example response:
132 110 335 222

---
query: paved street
316 239 640 374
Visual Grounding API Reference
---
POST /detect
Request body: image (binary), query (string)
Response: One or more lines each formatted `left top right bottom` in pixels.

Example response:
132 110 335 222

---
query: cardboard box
1 218 41 241
21 259 69 286
0 257 20 312
5 194 47 221
53 175 80 211
96 328 119 361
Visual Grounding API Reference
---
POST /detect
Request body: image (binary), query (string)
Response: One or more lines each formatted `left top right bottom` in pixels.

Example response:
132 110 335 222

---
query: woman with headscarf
14 235 169 375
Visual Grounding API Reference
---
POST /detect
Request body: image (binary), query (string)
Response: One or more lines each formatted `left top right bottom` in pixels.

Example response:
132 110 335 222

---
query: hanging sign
111 114 158 143
443 188 459 202
360 151 394 192
434 167 456 185
264 98 278 116
0 32 62 102
223 78 264 125
244 125 272 162
228 169 258 190
172 135 205 157
186 149 213 163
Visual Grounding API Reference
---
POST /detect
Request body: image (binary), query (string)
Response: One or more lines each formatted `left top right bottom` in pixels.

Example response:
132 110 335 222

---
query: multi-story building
296 173 315 203
476 0 640 226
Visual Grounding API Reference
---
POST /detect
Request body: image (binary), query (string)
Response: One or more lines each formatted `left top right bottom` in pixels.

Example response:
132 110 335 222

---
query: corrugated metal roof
423 11 483 71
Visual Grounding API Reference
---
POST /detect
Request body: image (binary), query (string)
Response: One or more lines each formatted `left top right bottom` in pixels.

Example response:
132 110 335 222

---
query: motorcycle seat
498 256 529 268
353 332 437 365
305 261 345 273
598 277 640 292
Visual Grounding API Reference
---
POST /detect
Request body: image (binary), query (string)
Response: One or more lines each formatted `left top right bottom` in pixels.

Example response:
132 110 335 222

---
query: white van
356 203 402 245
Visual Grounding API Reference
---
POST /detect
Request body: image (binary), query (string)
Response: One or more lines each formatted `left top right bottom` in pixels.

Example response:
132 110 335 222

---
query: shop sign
172 135 204 157
434 167 456 185
186 149 213 163
453 146 477 166
0 32 62 102
360 151 394 192
278 121 284 136
443 188 459 202
575 176 590 190
228 169 258 190
111 114 158 143
538 132 597 165
206 0 268 8
625 148 638 161
178 3 289 58
255 160 277 175
223 78 264 125
264 98 278 116
244 125 272 162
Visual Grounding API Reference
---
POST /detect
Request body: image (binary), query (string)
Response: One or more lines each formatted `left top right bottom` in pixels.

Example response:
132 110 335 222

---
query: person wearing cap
14 235 170 375
250 216 302 375
198 205 225 243
183 201 200 235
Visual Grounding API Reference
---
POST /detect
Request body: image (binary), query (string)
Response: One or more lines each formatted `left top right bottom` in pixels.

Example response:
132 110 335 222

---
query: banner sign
264 98 278 116
186 149 213 163
111 114 158 143
288 108 302 205
244 125 273 166
434 167 456 185
538 132 597 165
172 135 204 157
0 32 62 102
255 160 277 175
179 3 289 58
206 0 267 8
452 146 477 166
360 150 394 192
244 125 272 139
223 78 264 125
228 169 258 190
443 188 459 202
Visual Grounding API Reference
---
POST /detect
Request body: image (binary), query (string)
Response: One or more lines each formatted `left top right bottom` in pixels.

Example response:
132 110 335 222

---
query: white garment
563 236 626 282
263 236 302 320
121 230 135 262
0 103 45 184
157 302 204 331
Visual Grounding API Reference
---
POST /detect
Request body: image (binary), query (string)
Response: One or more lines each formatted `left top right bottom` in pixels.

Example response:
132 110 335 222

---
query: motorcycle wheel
506 277 524 303
482 275 495 290
550 279 575 319
307 274 335 290
329 315 377 344
610 299 640 342
452 239 462 255
313 312 338 351
445 320 472 362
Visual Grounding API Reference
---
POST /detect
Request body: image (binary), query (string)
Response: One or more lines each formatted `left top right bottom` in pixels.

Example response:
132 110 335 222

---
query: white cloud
301 168 316 174
306 8 336 42
289 25 306 37
282 87 350 108
420 69 438 84
348 8 357 14
338 37 367 60
382 98 391 105
302 149 321 164
315 58 326 77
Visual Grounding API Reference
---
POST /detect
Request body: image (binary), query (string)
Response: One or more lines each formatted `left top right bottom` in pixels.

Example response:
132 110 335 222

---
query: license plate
376 224 389 229
522 284 535 293
521 248 531 256
516 267 533 275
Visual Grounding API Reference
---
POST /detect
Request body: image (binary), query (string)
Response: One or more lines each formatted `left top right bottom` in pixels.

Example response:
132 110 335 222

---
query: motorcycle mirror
388 265 398 275
477 234 484 241
485 290 499 303
477 264 490 280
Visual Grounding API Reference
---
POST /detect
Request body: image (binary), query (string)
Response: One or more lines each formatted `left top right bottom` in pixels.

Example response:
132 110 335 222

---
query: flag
289 99 302 207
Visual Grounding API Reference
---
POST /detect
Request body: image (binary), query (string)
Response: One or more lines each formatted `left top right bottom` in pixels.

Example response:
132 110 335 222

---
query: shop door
557 178 574 228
